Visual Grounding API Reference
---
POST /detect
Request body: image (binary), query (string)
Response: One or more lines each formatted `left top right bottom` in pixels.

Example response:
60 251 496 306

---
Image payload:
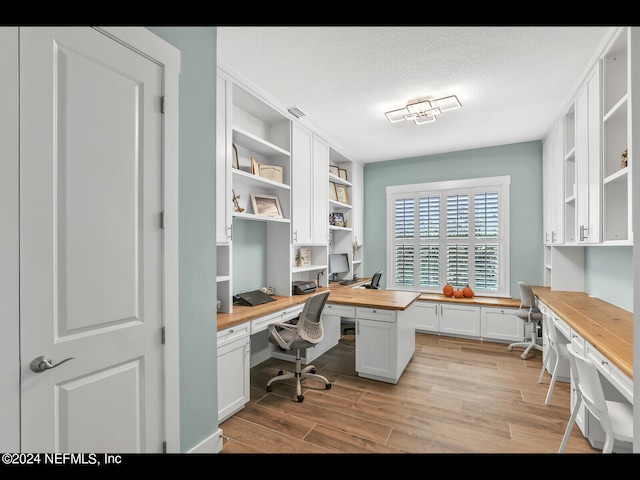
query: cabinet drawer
324 303 355 317
570 330 586 353
217 323 250 348
552 314 571 340
356 307 395 323
586 343 633 403
251 305 304 334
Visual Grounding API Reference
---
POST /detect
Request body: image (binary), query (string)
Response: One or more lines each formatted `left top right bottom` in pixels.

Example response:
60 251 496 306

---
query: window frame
386 176 511 297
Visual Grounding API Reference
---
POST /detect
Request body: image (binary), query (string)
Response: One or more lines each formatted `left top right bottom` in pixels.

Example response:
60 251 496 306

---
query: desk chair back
539 315 571 405
298 290 330 343
560 344 633 453
516 281 542 323
365 270 383 289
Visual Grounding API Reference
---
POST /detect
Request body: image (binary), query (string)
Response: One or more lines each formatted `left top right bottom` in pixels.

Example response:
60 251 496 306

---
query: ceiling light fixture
385 95 461 125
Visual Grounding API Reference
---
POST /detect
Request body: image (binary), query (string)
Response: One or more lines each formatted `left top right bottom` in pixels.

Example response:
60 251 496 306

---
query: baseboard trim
186 427 223 454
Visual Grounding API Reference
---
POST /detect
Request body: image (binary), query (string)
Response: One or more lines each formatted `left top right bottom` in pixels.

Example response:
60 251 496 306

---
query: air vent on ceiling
287 106 306 119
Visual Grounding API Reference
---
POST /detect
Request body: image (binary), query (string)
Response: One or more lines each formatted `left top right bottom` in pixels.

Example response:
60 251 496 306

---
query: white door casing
19 26 179 453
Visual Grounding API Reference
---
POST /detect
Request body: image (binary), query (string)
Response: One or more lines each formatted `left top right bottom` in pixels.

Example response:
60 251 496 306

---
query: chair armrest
268 321 298 350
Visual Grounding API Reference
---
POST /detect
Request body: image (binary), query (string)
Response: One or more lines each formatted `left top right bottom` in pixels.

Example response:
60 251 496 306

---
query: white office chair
559 344 633 453
538 314 571 405
267 291 332 402
508 281 543 359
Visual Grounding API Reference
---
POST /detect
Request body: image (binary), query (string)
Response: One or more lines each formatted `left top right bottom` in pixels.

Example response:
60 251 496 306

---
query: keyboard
339 278 358 285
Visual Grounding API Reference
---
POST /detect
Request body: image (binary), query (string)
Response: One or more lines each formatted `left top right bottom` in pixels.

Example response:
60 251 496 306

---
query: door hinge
160 211 165 229
161 326 165 345
161 96 165 114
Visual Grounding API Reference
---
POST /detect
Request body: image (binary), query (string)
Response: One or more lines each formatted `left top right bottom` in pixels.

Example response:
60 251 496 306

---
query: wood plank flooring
219 327 599 454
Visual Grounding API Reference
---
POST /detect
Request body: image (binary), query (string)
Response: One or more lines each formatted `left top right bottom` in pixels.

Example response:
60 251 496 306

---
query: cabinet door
414 301 439 332
575 64 601 244
543 120 564 245
355 317 396 381
439 304 480 337
291 123 313 244
217 333 250 422
480 307 524 342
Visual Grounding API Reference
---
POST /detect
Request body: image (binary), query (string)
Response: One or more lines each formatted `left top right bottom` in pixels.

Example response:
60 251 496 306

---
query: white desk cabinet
414 301 439 333
480 306 526 343
217 324 250 422
355 304 416 384
438 303 480 338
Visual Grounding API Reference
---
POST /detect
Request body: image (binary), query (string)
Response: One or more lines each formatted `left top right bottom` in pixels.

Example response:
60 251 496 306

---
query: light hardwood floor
219 327 599 454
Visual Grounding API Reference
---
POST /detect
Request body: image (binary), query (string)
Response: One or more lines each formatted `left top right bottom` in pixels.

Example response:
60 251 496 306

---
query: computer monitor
328 253 349 281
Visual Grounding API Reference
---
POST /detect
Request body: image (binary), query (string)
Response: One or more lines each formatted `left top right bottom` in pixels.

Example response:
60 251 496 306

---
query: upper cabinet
542 119 564 245
602 28 632 244
574 62 601 244
549 27 633 248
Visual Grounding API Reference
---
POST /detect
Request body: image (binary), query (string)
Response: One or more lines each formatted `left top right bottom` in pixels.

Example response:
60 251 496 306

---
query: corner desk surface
531 286 633 379
217 280 420 332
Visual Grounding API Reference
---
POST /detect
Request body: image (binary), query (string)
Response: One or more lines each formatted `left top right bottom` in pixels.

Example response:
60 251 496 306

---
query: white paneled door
19 27 164 453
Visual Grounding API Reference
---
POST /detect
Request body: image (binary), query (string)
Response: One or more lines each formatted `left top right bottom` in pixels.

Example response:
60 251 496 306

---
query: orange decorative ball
453 289 464 298
443 284 454 297
462 285 475 298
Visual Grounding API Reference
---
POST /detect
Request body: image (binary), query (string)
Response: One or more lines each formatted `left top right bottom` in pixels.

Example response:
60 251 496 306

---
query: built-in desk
217 284 419 380
532 286 633 452
531 287 632 381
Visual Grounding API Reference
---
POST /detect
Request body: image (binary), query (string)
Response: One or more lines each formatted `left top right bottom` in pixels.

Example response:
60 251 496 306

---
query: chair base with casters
266 347 331 402
508 326 543 360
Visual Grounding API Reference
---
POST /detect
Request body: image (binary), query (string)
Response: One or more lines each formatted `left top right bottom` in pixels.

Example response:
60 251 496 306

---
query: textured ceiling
217 26 616 164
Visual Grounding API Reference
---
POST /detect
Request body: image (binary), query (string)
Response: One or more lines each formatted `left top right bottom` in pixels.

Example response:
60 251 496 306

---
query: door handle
30 355 75 373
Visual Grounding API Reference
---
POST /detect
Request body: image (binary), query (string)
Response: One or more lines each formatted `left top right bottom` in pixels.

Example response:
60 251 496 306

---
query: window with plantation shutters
387 176 510 297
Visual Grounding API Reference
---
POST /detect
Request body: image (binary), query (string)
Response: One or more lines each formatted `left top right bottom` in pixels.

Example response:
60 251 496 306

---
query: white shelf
233 127 290 157
232 168 290 190
292 264 328 273
603 167 628 185
232 211 290 223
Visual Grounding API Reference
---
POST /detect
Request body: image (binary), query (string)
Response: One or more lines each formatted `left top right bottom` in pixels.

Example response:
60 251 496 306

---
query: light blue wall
363 141 544 298
233 219 268 292
585 246 633 311
147 27 218 453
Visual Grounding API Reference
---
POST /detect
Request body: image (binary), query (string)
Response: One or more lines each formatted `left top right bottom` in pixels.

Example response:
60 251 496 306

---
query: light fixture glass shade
414 114 437 124
386 94 460 125
431 95 461 112
385 108 410 123
406 100 432 114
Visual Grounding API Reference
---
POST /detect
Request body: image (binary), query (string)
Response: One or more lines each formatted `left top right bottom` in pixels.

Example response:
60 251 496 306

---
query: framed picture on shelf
335 184 349 204
329 181 338 201
329 165 340 177
251 193 282 217
258 164 283 183
299 247 311 266
232 144 239 169
338 168 348 181
251 157 260 175
331 212 345 227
